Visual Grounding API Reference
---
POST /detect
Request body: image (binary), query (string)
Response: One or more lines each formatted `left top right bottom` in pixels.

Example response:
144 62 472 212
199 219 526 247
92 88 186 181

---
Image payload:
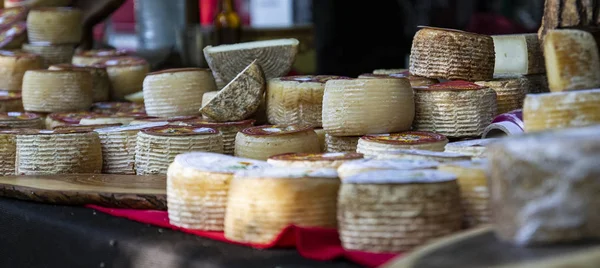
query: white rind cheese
492 34 545 77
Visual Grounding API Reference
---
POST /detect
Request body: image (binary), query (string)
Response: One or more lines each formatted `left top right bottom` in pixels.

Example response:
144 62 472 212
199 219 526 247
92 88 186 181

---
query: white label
250 0 293 28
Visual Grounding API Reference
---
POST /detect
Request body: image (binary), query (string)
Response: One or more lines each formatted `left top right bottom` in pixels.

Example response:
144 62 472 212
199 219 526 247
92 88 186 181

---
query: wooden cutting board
0 174 167 210
383 227 600 268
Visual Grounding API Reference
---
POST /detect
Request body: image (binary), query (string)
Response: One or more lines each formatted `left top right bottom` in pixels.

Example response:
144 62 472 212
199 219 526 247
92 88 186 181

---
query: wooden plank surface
0 174 166 210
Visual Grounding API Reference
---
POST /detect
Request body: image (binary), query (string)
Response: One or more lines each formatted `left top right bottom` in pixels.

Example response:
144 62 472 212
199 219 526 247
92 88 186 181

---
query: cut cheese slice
444 138 500 159
0 112 44 129
45 111 97 129
475 78 528 115
234 125 320 161
49 63 111 102
337 158 439 179
22 69 93 113
523 89 600 132
181 119 255 155
22 43 75 68
72 49 129 66
0 90 23 112
26 7 82 44
267 152 363 169
492 34 545 77
0 50 43 92
324 134 359 153
375 149 472 162
357 131 448 158
98 57 149 100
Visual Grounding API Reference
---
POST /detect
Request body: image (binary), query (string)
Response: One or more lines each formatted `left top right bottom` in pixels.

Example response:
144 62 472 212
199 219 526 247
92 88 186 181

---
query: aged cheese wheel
444 139 500 159
135 126 224 175
414 81 497 138
322 78 414 136
49 64 110 102
0 50 43 92
182 119 255 155
324 134 359 153
267 152 363 169
0 112 44 128
98 57 150 100
91 101 146 115
71 49 129 66
224 168 339 244
314 128 325 152
475 78 528 115
200 60 264 122
337 158 439 179
373 68 407 75
204 39 298 88
357 131 449 158
79 113 150 126
27 7 82 44
410 27 495 81
95 122 167 174
15 129 102 175
45 111 97 129
266 75 349 127
0 128 37 175
167 152 269 231
439 160 490 228
235 125 320 161
22 43 75 68
22 69 93 113
375 149 472 163
0 21 26 49
487 126 600 246
492 34 545 77
544 29 600 92
338 170 462 252
0 90 23 112
523 89 600 132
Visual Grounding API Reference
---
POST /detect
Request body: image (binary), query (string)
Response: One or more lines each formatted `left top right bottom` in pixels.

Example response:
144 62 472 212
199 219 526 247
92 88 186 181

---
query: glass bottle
214 0 241 45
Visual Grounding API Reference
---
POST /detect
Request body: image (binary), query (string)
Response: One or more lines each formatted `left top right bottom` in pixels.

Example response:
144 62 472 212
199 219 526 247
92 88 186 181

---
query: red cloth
86 205 400 267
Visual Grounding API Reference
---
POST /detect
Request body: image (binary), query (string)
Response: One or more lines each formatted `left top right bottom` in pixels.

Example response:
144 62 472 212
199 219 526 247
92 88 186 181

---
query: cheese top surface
269 152 364 161
0 49 37 59
54 123 122 130
50 63 106 71
95 122 168 134
343 169 456 184
362 131 447 145
142 126 218 136
0 128 39 135
174 152 269 174
0 90 21 101
235 167 338 179
0 112 39 121
338 158 440 171
241 125 313 136
278 75 350 83
135 116 199 123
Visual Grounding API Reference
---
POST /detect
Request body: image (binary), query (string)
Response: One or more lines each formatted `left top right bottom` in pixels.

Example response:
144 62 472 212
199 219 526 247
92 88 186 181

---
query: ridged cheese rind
22 44 75 68
21 70 93 113
26 8 82 44
356 132 448 158
325 134 359 153
475 78 528 115
0 51 43 92
337 158 439 179
0 132 17 175
234 126 320 161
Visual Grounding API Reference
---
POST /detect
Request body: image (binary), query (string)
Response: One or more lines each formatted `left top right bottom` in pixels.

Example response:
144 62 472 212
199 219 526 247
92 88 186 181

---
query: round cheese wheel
22 69 93 113
234 125 320 161
0 21 27 49
26 7 82 44
22 43 75 68
523 89 600 132
0 90 23 112
267 152 363 169
339 170 462 252
375 149 472 163
324 134 359 153
91 101 145 115
444 138 500 159
357 131 449 157
476 78 528 115
224 167 339 244
167 152 270 231
0 128 38 175
183 119 255 155
71 49 129 66
45 111 97 129
0 50 43 92
337 158 439 179
135 126 224 175
98 57 149 100
143 68 216 117
0 112 43 128
410 27 495 81
322 78 414 136
49 63 110 102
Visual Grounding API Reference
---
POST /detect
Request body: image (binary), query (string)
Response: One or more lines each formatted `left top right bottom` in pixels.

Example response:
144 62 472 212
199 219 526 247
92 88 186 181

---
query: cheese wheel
15 129 102 175
0 128 38 175
224 167 339 244
487 126 600 245
22 43 75 68
360 72 440 88
144 68 215 117
410 27 495 81
45 111 97 129
49 64 110 102
322 78 414 136
338 170 462 252
98 57 150 100
373 68 407 75
492 34 545 77
438 160 490 228
135 126 224 175
26 7 82 44
234 125 320 161
544 30 600 92
523 89 600 132
444 138 500 159
267 152 363 169
181 119 255 155
22 70 93 113
357 131 448 157
72 49 129 66
0 21 27 49
375 149 472 162
324 134 359 153
91 102 146 115
95 122 167 174
337 158 439 179
0 112 43 128
79 113 150 126
475 78 528 115
413 81 498 138
0 50 43 92
266 75 349 127
167 152 269 231
0 90 23 112
314 128 325 152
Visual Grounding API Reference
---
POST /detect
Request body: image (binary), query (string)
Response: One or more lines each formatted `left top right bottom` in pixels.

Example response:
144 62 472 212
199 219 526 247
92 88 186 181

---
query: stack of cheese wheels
267 152 363 169
0 50 43 92
523 89 600 132
26 7 82 44
410 27 494 81
357 131 449 158
234 125 320 161
143 68 216 117
0 22 27 49
79 113 151 126
413 81 497 138
0 91 23 112
95 122 167 174
21 69 93 113
224 167 340 244
475 78 528 115
338 169 462 252
322 78 414 136
49 64 111 102
72 49 129 66
91 101 145 115
135 125 223 175
491 33 545 77
336 158 439 179
0 112 43 128
375 149 472 163
167 152 270 230
129 116 198 125
439 160 490 227
324 134 360 153
15 129 102 175
183 119 255 155
266 75 349 127
22 43 75 68
98 57 150 100
314 128 326 152
45 111 97 129
487 126 600 246
201 91 218 119
444 138 499 159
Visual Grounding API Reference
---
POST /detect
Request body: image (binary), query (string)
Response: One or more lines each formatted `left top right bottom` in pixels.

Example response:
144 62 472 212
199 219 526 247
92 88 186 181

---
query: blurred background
94 0 544 77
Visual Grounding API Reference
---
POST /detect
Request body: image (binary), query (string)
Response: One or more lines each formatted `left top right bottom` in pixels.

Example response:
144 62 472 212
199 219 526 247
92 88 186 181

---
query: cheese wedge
0 112 44 129
324 134 360 153
492 34 545 77
98 57 149 100
267 152 363 169
0 50 43 92
337 158 439 179
375 149 472 162
49 64 111 102
22 69 93 113
72 49 129 66
235 125 320 160
26 7 82 44
181 119 255 155
357 131 449 158
22 43 75 68
523 89 600 132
